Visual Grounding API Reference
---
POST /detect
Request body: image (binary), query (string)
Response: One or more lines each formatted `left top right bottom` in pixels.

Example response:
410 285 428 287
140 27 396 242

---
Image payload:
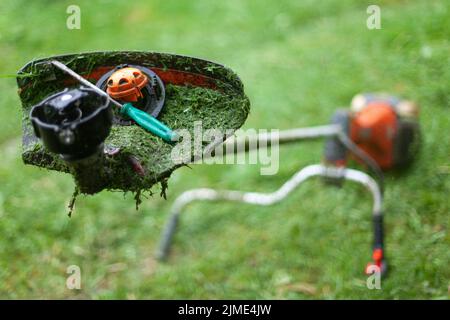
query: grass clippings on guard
17 51 250 201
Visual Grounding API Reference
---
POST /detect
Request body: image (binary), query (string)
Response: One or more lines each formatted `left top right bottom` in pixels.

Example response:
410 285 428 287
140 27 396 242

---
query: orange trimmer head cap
106 67 149 102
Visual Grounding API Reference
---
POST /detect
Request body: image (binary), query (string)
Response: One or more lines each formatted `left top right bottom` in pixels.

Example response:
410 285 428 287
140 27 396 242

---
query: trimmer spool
96 64 166 125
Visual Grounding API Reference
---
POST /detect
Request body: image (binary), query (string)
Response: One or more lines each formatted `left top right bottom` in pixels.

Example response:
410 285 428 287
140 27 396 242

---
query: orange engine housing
106 67 149 102
350 102 397 170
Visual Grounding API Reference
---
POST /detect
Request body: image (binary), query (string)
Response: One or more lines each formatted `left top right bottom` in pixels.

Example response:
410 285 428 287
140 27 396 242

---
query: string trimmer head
17 51 250 196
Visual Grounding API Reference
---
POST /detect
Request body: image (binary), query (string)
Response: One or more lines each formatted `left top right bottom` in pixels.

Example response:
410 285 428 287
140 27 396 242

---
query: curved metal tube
156 164 382 261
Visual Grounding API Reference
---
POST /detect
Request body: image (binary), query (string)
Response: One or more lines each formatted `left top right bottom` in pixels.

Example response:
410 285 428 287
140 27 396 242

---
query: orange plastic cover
106 67 149 102
350 102 397 170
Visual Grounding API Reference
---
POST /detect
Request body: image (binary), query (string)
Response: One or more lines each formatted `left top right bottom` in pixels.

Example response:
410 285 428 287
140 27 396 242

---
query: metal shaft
219 124 342 156
50 60 122 109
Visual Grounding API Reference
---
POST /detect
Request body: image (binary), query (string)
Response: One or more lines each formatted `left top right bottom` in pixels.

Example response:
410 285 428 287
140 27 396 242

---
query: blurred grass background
0 0 448 299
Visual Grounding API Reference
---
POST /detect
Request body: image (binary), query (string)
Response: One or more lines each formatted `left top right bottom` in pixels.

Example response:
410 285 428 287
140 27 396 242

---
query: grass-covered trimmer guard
17 51 250 196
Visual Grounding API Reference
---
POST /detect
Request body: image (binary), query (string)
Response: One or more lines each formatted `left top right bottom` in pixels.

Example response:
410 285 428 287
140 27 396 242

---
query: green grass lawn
0 0 448 299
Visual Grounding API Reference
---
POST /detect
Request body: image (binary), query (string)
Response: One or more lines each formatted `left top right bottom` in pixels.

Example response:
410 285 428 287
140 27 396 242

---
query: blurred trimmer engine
325 93 420 170
157 93 421 277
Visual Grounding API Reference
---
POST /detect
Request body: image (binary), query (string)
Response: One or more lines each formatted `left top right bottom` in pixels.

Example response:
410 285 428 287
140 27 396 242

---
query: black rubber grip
373 214 384 249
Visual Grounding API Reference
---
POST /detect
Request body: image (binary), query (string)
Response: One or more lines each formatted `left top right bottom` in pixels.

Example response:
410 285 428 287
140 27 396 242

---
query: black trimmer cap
30 86 113 161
